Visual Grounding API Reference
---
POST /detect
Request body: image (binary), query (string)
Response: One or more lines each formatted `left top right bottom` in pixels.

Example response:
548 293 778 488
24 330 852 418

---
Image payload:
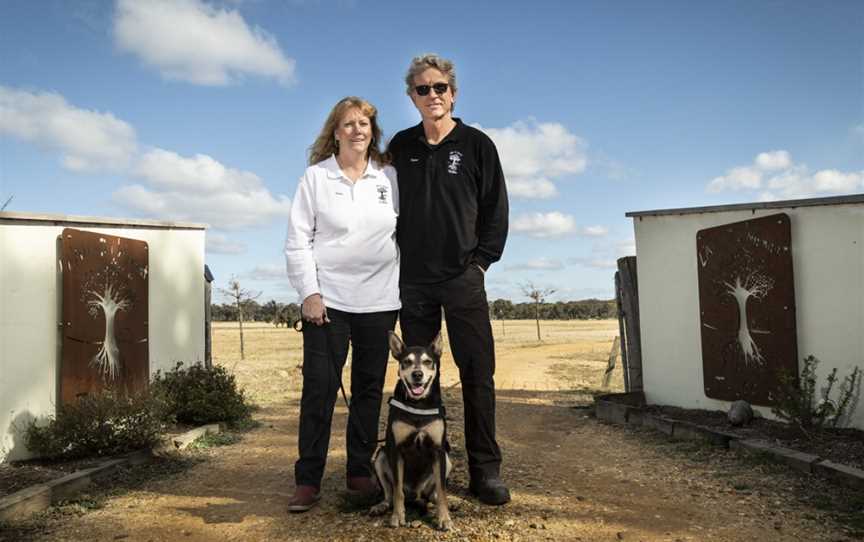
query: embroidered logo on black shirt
447 151 462 175
376 185 389 204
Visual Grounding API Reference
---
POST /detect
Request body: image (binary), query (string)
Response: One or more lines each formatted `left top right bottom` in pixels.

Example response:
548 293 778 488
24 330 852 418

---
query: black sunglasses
414 83 449 96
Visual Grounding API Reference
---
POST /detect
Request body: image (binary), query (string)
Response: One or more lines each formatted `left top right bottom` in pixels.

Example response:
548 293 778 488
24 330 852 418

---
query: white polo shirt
284 155 400 313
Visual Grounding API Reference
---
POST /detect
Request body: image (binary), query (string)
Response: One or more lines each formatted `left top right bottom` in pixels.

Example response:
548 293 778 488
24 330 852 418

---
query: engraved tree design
88 283 130 380
723 270 774 366
79 237 142 382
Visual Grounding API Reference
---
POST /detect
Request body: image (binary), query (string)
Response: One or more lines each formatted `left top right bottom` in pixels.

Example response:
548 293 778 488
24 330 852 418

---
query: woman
284 97 399 512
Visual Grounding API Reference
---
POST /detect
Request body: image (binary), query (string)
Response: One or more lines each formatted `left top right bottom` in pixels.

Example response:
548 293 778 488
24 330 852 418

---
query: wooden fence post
602 335 621 388
615 271 630 391
616 256 643 391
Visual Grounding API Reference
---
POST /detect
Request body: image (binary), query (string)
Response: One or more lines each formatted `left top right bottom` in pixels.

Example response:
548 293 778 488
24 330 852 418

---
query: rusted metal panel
60 228 148 403
696 213 797 406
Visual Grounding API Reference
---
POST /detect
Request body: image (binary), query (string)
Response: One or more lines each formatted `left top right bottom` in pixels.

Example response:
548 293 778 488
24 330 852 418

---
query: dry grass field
212 319 624 407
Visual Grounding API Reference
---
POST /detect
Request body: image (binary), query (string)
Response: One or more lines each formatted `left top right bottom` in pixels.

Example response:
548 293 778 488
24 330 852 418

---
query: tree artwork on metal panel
60 228 149 404
696 214 797 405
79 236 145 381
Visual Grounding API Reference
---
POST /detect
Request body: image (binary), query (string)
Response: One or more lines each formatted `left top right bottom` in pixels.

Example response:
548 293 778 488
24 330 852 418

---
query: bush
25 391 166 461
151 362 251 426
772 355 862 438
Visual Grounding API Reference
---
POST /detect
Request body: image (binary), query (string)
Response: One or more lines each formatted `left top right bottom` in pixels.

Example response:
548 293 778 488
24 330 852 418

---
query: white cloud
246 263 287 281
616 238 636 256
707 166 763 192
135 148 263 192
206 233 247 254
707 150 864 199
475 119 588 199
114 0 295 86
755 150 791 171
506 177 558 199
568 257 618 270
766 166 864 199
1 85 291 230
510 212 609 239
504 257 564 271
0 86 137 171
581 225 609 237
511 212 576 238
115 149 291 229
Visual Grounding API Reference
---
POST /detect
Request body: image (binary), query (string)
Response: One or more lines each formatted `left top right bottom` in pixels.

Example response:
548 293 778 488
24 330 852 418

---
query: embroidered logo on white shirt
376 185 389 204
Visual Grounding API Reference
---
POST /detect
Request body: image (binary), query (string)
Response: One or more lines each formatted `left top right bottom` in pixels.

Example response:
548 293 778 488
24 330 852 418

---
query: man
388 53 510 505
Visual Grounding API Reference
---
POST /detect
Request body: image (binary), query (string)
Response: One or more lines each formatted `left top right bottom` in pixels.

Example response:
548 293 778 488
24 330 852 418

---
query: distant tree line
210 298 616 323
211 299 301 324
490 298 617 320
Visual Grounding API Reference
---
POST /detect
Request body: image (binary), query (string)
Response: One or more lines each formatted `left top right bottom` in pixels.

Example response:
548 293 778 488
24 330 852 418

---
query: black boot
469 475 511 505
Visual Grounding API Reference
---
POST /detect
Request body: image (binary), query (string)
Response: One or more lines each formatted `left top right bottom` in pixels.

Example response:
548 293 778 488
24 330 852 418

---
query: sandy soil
2 320 860 541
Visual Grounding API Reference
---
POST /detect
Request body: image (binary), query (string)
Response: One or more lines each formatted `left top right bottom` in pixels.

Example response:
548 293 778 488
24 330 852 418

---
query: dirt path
3 321 858 541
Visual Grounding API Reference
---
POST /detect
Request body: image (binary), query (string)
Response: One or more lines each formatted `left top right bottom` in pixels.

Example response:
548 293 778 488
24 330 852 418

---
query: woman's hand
302 293 329 326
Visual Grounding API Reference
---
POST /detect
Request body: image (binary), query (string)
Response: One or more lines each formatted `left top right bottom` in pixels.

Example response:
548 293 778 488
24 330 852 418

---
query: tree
218 277 261 361
520 282 556 341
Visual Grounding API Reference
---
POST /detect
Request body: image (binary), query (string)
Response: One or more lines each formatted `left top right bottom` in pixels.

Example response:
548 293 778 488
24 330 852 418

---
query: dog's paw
436 515 453 532
369 501 389 516
388 511 406 528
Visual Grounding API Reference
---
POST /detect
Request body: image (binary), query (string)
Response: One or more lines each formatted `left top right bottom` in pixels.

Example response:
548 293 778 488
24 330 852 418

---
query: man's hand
302 293 329 326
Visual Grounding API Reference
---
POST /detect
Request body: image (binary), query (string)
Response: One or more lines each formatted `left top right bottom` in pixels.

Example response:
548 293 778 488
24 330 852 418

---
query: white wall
633 203 864 430
0 215 206 461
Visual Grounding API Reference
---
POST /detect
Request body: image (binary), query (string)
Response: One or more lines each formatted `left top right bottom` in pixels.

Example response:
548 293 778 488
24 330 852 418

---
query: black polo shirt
389 119 509 285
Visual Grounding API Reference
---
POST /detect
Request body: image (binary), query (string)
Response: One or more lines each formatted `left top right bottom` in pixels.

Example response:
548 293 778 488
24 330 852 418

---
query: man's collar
414 118 464 146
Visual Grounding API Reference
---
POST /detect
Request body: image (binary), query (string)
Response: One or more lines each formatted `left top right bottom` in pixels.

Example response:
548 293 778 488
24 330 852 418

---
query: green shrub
25 391 165 460
772 355 862 438
151 362 251 426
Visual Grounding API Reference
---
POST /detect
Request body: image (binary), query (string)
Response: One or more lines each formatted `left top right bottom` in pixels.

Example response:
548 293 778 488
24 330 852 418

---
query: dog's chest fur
391 418 445 448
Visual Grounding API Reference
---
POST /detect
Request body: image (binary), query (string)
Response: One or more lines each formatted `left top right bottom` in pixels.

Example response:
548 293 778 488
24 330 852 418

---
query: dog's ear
388 330 406 359
429 332 443 358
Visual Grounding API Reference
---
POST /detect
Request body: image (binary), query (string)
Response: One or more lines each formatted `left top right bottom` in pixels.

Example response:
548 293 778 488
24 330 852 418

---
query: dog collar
388 398 441 417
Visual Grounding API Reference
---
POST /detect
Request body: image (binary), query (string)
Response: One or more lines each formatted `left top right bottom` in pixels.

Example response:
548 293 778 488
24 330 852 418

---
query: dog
370 331 453 531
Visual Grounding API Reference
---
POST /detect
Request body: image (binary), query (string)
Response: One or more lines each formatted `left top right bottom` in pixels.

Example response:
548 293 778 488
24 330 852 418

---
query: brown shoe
346 476 379 498
287 485 320 513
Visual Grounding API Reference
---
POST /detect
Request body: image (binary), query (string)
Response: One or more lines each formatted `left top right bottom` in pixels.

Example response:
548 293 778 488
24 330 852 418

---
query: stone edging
0 423 223 523
594 393 864 492
170 423 222 451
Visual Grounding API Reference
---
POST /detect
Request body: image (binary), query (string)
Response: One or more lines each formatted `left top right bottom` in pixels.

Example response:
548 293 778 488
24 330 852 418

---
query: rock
728 400 754 427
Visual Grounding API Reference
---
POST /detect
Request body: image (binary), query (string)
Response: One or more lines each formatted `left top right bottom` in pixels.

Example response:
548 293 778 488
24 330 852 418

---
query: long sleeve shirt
284 155 400 312
388 119 509 284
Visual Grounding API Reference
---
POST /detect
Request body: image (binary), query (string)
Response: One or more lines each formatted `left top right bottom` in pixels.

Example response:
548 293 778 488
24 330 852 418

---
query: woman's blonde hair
308 97 389 166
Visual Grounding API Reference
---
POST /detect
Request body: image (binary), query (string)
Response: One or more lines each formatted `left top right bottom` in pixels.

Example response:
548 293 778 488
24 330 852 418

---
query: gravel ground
2 388 862 542
3 321 861 541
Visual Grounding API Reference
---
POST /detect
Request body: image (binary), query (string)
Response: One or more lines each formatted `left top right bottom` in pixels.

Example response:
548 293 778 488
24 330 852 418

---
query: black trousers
294 308 398 489
399 265 502 479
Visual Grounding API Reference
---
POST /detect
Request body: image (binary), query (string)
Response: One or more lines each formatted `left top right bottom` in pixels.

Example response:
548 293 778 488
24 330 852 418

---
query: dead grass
212 319 624 406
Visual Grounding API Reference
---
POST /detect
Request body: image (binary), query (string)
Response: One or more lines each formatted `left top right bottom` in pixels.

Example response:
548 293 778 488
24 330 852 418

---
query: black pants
294 308 398 489
400 265 502 480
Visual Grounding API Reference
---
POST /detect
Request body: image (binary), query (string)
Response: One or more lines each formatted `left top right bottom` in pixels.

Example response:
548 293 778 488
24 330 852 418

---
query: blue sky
2 0 862 304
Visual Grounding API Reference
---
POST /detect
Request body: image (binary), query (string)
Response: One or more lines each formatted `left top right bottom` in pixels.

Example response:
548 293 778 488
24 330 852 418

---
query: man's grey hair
404 53 458 97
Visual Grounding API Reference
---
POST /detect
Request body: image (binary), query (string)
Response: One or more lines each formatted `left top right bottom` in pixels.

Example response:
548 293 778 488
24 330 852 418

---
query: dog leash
293 318 384 446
